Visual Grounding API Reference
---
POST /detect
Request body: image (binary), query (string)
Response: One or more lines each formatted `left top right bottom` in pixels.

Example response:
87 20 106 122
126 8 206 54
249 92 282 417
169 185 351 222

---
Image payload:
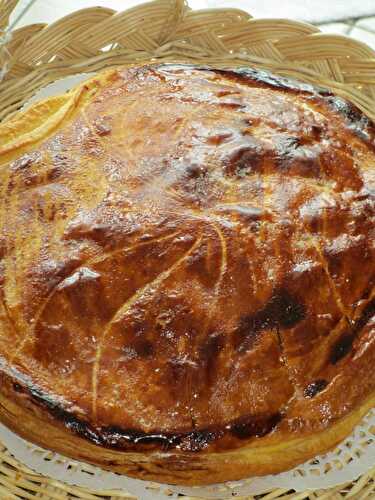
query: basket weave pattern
1 0 375 123
0 0 375 498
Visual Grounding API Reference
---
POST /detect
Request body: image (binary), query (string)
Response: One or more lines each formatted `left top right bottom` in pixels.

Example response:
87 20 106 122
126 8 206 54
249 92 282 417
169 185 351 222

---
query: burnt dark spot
9 371 284 452
185 163 207 179
25 384 176 449
304 379 328 398
330 334 354 364
26 385 103 445
230 412 281 439
258 288 306 329
352 298 375 336
214 66 319 94
330 298 374 364
308 215 321 234
268 289 306 328
26 381 210 451
236 289 305 352
179 429 221 452
131 338 154 358
309 125 323 142
64 416 103 444
12 382 23 393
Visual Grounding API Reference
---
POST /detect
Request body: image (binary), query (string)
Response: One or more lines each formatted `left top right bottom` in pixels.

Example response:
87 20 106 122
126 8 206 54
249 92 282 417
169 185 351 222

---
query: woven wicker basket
0 0 375 498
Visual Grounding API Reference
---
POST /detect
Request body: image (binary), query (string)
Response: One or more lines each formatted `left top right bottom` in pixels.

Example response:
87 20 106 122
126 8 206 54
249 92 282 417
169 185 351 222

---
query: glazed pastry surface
0 64 374 484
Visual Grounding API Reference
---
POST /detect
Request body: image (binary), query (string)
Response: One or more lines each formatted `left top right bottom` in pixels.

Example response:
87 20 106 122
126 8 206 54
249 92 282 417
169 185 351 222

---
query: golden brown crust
0 64 374 484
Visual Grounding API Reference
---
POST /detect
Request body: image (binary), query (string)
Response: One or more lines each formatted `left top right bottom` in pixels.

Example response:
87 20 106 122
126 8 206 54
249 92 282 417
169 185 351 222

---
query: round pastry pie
0 64 374 485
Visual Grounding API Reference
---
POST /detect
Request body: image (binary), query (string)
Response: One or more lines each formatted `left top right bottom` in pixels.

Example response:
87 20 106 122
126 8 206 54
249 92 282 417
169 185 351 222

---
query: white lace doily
0 407 373 498
13 73 375 498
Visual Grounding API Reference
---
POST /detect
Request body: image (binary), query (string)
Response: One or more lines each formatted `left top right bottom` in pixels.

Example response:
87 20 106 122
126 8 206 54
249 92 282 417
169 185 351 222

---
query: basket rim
0 1 374 498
